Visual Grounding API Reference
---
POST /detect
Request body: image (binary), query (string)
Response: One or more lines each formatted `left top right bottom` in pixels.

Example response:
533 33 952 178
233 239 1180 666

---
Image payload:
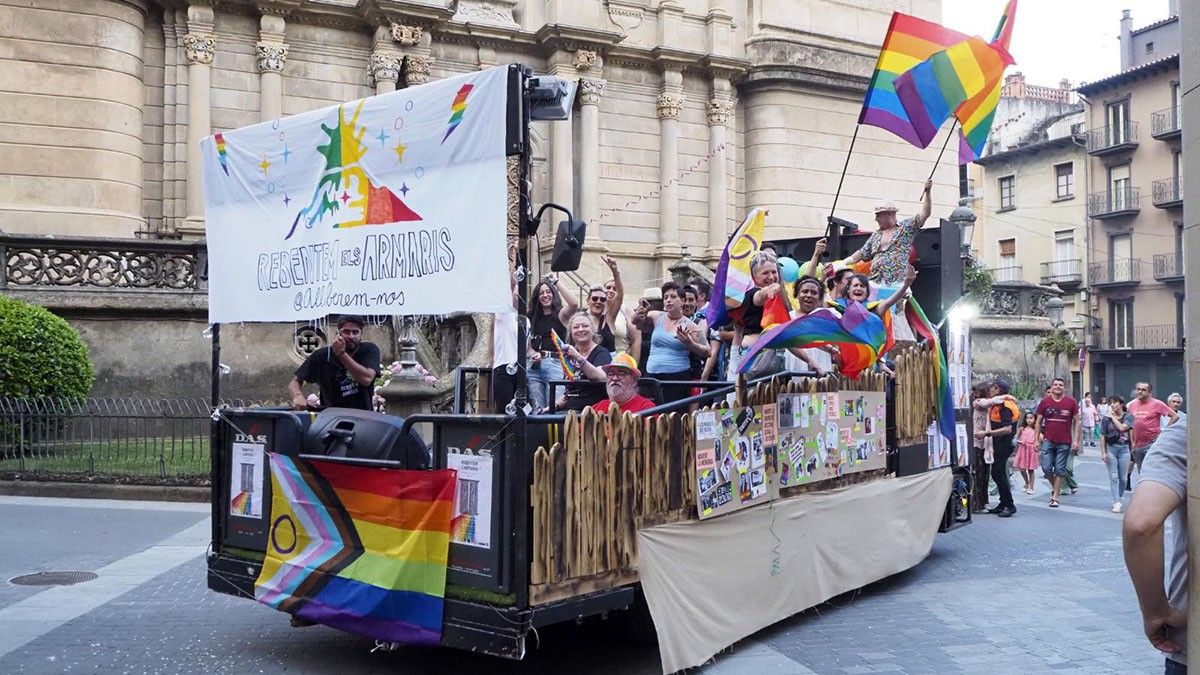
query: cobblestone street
0 450 1167 674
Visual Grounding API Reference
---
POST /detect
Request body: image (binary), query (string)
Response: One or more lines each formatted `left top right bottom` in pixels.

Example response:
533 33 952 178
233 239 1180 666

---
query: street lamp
1045 296 1065 381
949 199 976 258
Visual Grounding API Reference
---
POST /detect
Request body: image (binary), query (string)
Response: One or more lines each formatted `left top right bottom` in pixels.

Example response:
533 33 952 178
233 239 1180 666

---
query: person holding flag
839 181 932 288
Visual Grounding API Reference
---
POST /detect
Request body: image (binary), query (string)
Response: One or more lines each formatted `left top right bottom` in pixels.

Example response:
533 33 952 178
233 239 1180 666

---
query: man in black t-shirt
289 315 382 411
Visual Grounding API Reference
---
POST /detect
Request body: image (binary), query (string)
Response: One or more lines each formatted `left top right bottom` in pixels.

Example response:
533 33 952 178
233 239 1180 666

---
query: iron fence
0 397 281 480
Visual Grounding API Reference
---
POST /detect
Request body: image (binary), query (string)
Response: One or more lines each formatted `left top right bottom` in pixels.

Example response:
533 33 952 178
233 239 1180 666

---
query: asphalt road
0 449 1168 674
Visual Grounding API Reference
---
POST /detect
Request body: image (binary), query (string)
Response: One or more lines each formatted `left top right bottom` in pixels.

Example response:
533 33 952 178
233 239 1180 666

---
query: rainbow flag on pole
549 330 579 381
858 13 968 148
737 304 887 380
255 454 456 645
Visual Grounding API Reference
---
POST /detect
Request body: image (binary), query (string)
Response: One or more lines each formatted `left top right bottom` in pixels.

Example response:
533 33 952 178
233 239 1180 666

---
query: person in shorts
1035 377 1079 508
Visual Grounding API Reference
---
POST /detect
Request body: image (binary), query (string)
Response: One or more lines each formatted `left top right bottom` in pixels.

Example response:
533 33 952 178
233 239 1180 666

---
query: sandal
1049 499 1059 508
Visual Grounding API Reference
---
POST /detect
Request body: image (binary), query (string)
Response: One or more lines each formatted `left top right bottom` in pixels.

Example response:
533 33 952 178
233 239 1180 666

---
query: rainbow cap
602 352 641 379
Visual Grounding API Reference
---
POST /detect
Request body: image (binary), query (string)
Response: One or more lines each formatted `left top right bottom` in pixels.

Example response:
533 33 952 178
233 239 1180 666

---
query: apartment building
1077 8 1184 399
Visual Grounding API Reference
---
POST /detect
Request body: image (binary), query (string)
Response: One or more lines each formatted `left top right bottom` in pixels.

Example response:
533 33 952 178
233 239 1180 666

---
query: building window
997 238 1018 281
1054 163 1074 199
1051 231 1076 280
1111 232 1133 282
999 175 1015 210
1146 41 1154 53
967 177 977 198
1110 300 1133 349
1106 100 1130 145
1109 164 1131 210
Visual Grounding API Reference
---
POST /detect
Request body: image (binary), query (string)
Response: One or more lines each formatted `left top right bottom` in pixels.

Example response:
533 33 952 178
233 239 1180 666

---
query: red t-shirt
1036 395 1078 445
1128 397 1173 448
591 395 656 414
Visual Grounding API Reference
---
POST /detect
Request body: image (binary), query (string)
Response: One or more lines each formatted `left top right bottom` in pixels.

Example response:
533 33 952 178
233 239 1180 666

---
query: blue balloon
778 256 800 283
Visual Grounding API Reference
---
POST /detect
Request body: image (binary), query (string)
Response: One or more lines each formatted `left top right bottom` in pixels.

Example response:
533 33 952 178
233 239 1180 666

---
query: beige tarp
637 470 953 674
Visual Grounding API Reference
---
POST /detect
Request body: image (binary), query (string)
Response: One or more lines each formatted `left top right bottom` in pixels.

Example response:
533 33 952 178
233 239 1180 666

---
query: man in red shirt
1128 381 1179 477
1035 377 1079 508
590 352 657 414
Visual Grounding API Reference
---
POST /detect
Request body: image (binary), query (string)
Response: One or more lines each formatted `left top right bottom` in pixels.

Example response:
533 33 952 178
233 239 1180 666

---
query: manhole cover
10 571 98 586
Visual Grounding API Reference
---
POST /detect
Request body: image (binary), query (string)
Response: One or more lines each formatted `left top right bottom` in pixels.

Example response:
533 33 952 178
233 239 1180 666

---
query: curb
0 481 210 503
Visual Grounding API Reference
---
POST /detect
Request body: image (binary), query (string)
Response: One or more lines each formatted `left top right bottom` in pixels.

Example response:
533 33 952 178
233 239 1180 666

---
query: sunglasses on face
590 296 607 303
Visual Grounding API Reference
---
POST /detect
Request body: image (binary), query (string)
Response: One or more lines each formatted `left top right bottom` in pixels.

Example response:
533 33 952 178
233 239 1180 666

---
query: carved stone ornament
370 52 401 83
656 93 684 120
606 0 644 34
573 49 597 73
578 78 606 106
183 34 215 65
5 242 201 290
706 99 733 125
390 23 423 47
256 42 288 73
451 0 519 28
982 290 1019 316
404 54 433 85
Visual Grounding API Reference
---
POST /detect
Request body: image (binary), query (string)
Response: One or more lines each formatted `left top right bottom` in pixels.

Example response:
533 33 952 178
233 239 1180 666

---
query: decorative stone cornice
706 98 733 125
404 54 433 85
578 78 606 106
390 23 423 47
574 49 597 73
656 93 684 119
370 52 401 83
256 42 288 72
183 34 215 65
452 0 519 29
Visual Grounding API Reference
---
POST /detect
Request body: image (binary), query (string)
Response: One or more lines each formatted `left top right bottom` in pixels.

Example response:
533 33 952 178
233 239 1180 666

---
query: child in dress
1013 412 1040 494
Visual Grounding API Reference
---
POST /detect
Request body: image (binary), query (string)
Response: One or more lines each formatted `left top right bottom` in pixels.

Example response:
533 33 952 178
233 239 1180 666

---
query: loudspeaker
771 218 962 324
549 217 586 272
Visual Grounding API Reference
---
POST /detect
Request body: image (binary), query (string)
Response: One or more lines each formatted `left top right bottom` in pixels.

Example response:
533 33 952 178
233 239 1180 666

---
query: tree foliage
1034 328 1077 359
0 296 94 399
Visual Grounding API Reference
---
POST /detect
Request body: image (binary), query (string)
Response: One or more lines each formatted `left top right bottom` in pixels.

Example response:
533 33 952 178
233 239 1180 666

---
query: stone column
256 15 287 122
706 84 734 255
370 52 401 94
404 54 433 86
578 77 605 226
182 4 215 234
656 69 684 257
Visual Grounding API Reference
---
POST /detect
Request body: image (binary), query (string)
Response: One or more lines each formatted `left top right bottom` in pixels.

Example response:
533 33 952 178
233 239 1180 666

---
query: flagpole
827 123 862 239
924 119 960 196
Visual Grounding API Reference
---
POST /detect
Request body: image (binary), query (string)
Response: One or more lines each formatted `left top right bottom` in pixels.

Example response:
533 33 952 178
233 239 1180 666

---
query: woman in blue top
632 281 709 403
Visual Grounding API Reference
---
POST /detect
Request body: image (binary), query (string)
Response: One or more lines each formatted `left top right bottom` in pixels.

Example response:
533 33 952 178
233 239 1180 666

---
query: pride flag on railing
255 454 456 645
737 303 886 380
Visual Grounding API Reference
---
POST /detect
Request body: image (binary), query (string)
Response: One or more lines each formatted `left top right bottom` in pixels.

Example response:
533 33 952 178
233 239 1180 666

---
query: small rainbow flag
858 13 968 148
905 297 954 442
230 490 251 515
254 454 456 645
441 83 474 144
214 132 230 176
549 330 579 381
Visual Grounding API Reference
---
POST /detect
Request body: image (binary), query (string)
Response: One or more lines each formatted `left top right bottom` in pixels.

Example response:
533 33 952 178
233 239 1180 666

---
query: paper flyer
447 453 494 548
229 442 264 519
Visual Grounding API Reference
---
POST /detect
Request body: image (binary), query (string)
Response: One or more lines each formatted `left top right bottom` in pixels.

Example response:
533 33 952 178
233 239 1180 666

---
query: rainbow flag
956 0 1017 162
254 454 456 645
858 13 968 148
904 297 954 441
549 330 579 381
737 304 886 380
442 83 474 144
706 209 766 329
214 132 230 176
893 36 1012 150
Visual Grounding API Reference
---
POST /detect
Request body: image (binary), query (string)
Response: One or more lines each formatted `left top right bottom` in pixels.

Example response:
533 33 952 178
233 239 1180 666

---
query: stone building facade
1 0 963 399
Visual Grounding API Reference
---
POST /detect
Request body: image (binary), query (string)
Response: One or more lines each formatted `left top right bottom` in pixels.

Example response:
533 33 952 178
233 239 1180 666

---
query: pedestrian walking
1014 412 1039 494
977 380 1020 517
1080 392 1097 448
1097 396 1111 444
1123 420 1188 675
1100 396 1134 513
1035 377 1079 509
1128 382 1179 488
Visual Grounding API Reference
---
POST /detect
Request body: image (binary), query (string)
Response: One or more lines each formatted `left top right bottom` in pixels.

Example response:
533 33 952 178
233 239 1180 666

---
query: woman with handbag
1100 396 1134 513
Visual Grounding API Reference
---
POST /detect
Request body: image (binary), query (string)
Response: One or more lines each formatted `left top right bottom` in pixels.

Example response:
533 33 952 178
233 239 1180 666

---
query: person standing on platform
839 179 933 287
289 315 381 411
1035 377 1079 509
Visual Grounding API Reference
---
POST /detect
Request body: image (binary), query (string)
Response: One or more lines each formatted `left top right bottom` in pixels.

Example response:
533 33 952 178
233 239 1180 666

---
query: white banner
201 67 514 323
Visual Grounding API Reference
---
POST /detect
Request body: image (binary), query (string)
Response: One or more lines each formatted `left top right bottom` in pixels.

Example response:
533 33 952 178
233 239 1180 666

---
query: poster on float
776 391 886 488
202 67 514 323
694 405 779 520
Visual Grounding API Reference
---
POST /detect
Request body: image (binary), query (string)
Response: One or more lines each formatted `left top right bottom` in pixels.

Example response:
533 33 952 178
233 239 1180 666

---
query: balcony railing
1151 106 1182 139
0 235 206 290
1088 258 1141 286
1040 259 1082 286
1087 187 1141 218
1153 253 1185 281
1102 324 1183 350
989 265 1023 283
1152 177 1182 208
1085 121 1139 155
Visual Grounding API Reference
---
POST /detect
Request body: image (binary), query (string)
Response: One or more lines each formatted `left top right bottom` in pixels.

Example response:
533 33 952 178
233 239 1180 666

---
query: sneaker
998 507 1015 518
1112 501 1122 513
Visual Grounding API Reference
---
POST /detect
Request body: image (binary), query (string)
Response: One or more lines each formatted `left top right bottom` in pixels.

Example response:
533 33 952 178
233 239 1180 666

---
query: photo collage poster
947 320 971 410
927 421 952 469
777 391 887 489
693 404 779 520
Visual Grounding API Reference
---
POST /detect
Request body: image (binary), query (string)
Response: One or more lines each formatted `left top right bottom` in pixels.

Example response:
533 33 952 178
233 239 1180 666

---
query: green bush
0 296 94 399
